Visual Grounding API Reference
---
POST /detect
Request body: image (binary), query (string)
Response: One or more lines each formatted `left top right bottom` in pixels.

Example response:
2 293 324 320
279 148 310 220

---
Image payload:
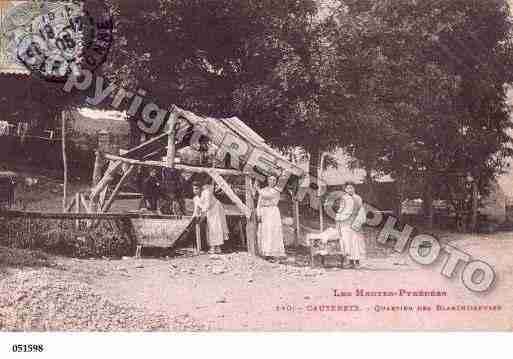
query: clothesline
0 121 60 141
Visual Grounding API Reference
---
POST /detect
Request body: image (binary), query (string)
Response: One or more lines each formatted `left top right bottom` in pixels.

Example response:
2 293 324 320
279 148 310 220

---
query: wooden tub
130 215 193 248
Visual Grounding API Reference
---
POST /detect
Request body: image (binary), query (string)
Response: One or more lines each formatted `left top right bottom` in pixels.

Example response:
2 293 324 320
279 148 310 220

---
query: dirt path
53 233 513 331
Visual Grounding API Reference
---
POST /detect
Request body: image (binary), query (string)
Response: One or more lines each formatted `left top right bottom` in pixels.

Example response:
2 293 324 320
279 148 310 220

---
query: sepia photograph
1 0 513 348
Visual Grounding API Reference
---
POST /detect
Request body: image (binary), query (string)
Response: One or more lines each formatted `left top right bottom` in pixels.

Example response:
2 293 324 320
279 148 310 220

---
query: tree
102 0 321 147
324 0 513 227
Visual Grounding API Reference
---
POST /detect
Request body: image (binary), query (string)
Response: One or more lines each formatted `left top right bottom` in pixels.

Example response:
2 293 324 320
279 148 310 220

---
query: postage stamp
0 0 112 81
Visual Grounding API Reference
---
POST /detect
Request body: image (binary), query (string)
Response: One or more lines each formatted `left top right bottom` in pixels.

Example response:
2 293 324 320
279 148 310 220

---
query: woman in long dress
336 183 366 268
192 182 228 254
256 176 286 259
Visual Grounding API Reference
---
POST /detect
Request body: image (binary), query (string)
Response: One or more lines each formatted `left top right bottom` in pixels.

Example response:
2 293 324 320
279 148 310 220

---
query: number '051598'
11 344 44 352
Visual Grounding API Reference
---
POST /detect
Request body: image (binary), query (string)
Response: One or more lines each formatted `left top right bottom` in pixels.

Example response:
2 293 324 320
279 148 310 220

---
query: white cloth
193 185 228 246
257 187 285 257
316 227 339 243
336 193 366 260
0 121 9 136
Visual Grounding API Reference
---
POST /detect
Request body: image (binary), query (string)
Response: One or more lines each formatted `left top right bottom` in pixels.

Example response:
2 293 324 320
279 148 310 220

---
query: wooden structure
65 106 305 256
306 229 344 268
0 171 17 209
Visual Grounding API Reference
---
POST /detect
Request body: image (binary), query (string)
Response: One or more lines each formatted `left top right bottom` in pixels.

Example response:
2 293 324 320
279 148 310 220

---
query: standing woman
336 183 366 268
192 182 228 254
257 176 286 260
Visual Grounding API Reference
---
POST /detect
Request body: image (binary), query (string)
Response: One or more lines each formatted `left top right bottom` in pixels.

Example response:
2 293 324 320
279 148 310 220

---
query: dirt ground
2 171 513 331
1 230 512 331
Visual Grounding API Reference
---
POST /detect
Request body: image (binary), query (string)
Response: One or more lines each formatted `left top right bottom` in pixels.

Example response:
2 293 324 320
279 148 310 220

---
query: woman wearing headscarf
336 182 366 268
192 181 228 254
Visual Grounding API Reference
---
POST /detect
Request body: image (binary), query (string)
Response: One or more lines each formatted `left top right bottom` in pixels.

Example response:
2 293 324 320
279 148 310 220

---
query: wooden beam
166 111 177 168
209 171 250 218
101 165 135 213
245 175 257 255
0 210 193 220
121 128 174 160
195 219 202 255
142 148 166 161
80 193 92 213
61 110 68 212
294 200 300 244
91 150 103 187
64 197 75 213
103 153 243 176
75 192 80 228
90 160 123 200
98 185 109 212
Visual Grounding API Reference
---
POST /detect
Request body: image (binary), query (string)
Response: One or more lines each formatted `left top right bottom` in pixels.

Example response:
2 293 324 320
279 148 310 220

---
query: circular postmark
6 1 113 81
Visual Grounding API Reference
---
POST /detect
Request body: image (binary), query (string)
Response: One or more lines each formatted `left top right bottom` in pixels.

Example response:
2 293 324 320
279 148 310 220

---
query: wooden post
64 197 76 213
396 176 404 223
101 165 134 213
471 181 478 232
92 150 103 187
294 200 300 243
238 219 246 249
319 152 326 232
319 197 324 233
98 185 109 211
90 160 123 200
80 193 92 213
245 175 257 255
61 110 68 212
195 219 202 255
75 192 80 229
166 112 177 168
210 171 250 217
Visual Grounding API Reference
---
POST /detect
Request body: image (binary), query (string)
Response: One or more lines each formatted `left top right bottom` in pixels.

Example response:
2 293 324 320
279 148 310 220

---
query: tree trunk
308 146 320 185
423 183 434 229
365 166 377 204
61 110 68 212
307 146 321 215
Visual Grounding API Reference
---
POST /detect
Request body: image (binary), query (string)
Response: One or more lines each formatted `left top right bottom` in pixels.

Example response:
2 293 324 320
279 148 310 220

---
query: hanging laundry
0 121 9 136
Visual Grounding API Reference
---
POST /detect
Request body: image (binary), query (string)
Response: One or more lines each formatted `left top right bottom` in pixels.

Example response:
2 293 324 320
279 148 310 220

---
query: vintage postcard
1 0 513 339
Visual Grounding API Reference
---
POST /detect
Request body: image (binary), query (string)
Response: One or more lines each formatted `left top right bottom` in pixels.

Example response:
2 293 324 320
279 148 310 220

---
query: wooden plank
195 220 201 255
238 218 246 248
101 165 134 213
61 110 68 212
294 200 300 244
103 153 243 176
209 171 250 218
166 111 177 168
90 160 123 200
80 193 92 213
75 192 80 228
0 210 194 220
64 197 75 213
122 130 171 160
121 121 192 161
92 150 103 187
115 192 144 200
245 175 257 255
142 148 166 161
98 185 109 212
